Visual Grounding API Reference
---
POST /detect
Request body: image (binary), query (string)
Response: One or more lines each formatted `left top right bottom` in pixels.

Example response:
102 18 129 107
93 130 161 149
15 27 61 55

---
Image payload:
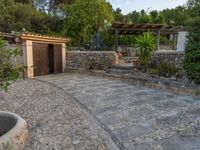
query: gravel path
0 79 118 150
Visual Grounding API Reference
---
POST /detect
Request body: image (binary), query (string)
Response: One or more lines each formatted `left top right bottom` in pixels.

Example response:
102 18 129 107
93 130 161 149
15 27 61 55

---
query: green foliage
156 62 179 77
161 6 189 26
149 62 179 78
113 8 179 24
148 68 158 76
184 0 200 84
113 8 124 22
0 0 65 35
139 15 153 23
160 36 173 45
119 35 135 45
63 0 113 47
0 0 192 50
30 10 64 35
98 23 114 50
184 18 200 84
135 32 155 65
187 0 200 17
0 0 33 32
14 0 32 4
0 39 27 91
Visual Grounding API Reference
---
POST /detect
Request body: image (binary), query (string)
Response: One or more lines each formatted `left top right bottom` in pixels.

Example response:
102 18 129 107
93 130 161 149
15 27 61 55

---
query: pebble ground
0 79 118 150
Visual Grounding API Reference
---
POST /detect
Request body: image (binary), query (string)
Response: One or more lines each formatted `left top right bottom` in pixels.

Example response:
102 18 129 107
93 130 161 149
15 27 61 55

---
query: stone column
62 43 66 72
25 40 34 78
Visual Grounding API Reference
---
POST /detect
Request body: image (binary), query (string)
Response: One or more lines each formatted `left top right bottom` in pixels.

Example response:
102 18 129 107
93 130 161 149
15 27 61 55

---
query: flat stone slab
37 73 200 150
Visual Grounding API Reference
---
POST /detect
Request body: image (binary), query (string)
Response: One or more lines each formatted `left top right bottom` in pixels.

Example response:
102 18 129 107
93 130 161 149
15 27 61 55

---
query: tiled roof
0 32 70 43
21 32 70 43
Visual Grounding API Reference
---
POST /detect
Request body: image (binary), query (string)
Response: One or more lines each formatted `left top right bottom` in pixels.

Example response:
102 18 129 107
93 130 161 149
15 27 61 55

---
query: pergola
111 22 186 51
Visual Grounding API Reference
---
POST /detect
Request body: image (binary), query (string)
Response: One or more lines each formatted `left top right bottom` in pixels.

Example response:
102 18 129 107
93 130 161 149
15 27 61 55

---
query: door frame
23 40 66 78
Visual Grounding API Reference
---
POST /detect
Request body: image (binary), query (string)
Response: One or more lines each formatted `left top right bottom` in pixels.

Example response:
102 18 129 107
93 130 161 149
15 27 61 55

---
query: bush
148 68 158 76
184 17 200 84
0 39 27 91
184 0 200 84
148 62 179 78
157 62 179 77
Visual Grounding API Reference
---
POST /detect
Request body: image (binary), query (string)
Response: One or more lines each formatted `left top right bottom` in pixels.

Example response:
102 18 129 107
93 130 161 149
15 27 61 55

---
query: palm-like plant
135 32 156 66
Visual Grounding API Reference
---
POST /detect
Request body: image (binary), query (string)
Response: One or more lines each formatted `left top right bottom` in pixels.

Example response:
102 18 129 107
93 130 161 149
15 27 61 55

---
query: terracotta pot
0 111 28 150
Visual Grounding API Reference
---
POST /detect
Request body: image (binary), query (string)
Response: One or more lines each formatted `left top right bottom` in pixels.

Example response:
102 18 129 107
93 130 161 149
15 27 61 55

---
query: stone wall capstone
151 51 185 69
66 51 118 70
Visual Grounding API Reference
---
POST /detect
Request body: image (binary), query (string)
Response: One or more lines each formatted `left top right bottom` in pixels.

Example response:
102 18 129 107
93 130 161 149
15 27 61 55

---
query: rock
170 76 176 81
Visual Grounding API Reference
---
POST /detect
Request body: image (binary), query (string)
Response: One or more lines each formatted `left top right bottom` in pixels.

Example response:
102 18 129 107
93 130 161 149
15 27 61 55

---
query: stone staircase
107 63 133 75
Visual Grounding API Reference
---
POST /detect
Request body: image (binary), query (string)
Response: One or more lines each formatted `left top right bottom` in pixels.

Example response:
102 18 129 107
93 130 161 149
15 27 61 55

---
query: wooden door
33 43 49 76
53 44 62 74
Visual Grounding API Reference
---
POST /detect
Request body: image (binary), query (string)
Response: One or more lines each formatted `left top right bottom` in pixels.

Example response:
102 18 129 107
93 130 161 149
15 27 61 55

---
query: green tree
184 0 200 84
128 11 140 23
150 10 165 24
113 8 124 22
161 6 189 26
63 0 113 47
34 0 75 14
139 15 152 23
30 10 64 35
0 0 33 32
187 0 200 16
150 10 158 22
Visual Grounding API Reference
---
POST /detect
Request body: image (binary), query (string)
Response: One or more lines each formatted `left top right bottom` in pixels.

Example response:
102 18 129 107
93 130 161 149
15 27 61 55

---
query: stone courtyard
1 73 200 150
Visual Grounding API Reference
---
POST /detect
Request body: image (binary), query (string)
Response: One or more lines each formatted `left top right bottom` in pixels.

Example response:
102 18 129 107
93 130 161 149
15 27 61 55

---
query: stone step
110 64 133 70
107 68 133 74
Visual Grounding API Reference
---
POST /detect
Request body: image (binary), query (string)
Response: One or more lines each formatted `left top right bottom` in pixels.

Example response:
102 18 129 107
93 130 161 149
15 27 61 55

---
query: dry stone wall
151 51 185 69
66 51 118 70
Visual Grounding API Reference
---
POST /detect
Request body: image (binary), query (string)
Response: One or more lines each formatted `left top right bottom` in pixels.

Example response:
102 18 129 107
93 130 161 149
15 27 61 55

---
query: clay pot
0 111 28 150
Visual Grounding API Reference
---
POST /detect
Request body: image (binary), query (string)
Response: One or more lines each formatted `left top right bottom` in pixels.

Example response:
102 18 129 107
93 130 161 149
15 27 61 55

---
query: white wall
177 32 187 51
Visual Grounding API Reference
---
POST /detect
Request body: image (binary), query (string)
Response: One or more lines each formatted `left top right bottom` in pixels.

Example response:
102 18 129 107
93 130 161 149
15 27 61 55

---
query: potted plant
135 32 156 71
0 39 28 149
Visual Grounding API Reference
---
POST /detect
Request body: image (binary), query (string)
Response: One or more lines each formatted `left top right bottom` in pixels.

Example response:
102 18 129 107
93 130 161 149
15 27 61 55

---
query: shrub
0 39 27 91
149 62 179 78
157 62 179 77
135 32 156 65
148 68 158 76
184 17 200 84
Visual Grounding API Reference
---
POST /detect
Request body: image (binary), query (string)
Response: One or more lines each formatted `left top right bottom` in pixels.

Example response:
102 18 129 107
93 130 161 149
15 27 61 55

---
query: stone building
0 32 69 78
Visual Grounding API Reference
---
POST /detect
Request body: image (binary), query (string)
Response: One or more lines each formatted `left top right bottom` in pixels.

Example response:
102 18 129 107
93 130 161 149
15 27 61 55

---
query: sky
108 0 187 14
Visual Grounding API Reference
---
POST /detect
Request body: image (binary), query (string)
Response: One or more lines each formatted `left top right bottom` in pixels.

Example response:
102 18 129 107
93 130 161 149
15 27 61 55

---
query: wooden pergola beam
111 22 187 52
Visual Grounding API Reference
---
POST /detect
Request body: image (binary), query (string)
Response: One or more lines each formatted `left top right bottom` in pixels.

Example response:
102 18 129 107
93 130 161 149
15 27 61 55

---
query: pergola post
157 30 160 51
173 34 177 50
115 29 119 51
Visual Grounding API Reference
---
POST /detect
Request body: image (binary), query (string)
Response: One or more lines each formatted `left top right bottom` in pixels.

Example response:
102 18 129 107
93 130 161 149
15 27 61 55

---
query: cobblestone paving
37 73 200 150
0 80 118 150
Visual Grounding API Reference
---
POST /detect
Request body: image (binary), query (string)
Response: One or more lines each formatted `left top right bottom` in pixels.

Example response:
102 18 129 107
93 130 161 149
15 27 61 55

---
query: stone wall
151 51 185 69
66 51 118 70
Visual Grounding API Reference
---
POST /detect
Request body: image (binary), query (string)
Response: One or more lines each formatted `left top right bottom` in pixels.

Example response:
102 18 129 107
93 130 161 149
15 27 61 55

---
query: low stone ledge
105 73 200 97
64 69 199 97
